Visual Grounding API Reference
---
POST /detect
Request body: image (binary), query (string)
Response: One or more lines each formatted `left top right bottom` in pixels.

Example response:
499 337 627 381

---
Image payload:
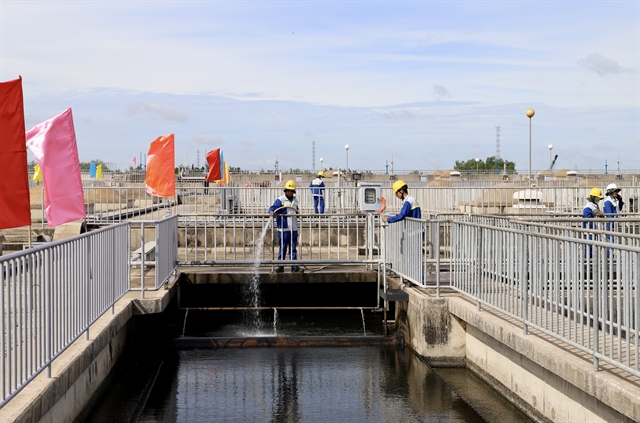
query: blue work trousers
313 196 325 214
277 230 299 270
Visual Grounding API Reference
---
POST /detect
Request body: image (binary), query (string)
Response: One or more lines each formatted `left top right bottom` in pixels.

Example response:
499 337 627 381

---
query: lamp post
548 144 553 169
526 108 535 185
320 157 324 171
475 158 480 173
344 144 350 172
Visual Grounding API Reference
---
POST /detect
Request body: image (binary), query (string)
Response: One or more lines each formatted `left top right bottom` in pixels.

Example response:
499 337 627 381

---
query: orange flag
0 77 31 229
145 134 175 197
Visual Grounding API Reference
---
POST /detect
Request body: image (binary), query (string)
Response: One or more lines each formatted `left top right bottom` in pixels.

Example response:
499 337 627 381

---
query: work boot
291 267 304 273
275 266 284 273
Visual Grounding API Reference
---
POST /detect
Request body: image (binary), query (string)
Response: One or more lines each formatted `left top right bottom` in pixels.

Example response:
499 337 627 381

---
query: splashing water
242 217 272 333
273 308 278 336
360 307 366 336
181 308 189 337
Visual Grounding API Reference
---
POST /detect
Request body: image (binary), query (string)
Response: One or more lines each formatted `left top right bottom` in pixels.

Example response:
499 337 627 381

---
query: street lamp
475 158 480 173
548 144 553 169
526 108 535 185
344 144 350 172
320 157 324 171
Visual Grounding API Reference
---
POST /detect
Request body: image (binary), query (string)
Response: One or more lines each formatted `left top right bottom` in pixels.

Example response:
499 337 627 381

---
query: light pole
548 144 553 169
320 157 324 171
526 108 535 185
344 144 350 172
475 158 480 173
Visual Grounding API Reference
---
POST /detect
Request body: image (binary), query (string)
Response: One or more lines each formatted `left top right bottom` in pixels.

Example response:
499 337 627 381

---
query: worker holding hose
269 180 302 273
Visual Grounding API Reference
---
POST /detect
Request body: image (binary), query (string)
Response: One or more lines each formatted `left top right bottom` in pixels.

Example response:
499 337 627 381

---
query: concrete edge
3 285 176 423
447 295 640 423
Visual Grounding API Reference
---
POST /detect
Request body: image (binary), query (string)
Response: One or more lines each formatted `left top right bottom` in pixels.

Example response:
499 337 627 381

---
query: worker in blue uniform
383 180 421 223
309 171 325 214
269 180 302 273
582 187 604 258
603 183 624 243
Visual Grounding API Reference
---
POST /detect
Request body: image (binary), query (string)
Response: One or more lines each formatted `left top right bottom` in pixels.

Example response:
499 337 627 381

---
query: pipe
180 306 380 311
170 335 395 349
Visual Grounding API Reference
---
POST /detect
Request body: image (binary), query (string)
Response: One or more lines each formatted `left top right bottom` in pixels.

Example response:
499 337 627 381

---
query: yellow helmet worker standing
268 180 302 273
383 180 421 223
583 187 604 221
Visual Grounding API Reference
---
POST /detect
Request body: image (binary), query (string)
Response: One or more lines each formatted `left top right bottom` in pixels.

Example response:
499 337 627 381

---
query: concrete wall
3 287 176 423
393 282 640 423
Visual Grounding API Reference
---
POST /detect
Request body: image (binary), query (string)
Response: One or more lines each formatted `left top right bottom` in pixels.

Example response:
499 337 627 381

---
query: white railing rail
175 213 381 267
1 223 130 407
77 185 640 225
450 220 639 378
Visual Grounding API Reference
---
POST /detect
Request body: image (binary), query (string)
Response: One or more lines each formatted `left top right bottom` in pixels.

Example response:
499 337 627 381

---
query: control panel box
358 183 382 211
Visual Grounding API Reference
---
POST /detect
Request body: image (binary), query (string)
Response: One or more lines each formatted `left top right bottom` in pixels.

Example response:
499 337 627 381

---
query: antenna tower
312 141 316 172
495 126 501 174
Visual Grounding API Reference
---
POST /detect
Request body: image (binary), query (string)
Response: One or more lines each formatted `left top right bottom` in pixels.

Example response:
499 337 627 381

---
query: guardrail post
436 220 441 298
45 248 51 378
86 236 91 340
476 226 483 311
522 233 529 335
141 222 145 299
593 244 600 371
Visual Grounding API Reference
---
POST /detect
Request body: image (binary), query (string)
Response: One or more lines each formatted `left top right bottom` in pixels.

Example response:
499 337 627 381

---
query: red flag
0 77 32 229
145 134 175 197
206 148 223 181
26 108 86 226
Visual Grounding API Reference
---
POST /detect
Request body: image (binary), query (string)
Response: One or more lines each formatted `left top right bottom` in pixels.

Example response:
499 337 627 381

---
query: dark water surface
84 311 533 423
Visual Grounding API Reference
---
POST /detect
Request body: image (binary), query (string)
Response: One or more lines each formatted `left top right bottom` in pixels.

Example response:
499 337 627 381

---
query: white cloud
125 102 188 122
577 53 629 76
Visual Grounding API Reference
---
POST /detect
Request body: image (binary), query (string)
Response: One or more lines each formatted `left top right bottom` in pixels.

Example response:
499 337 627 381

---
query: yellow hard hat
392 180 407 193
284 180 296 191
589 187 603 199
318 171 324 177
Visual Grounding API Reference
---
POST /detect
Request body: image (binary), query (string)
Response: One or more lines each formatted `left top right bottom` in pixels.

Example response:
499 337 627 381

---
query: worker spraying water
269 180 303 273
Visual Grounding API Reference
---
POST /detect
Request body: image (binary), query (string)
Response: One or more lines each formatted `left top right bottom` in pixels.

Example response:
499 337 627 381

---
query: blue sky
1 1 638 172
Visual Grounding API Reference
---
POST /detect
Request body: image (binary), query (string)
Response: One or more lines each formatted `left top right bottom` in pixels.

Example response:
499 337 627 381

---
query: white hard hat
606 183 620 192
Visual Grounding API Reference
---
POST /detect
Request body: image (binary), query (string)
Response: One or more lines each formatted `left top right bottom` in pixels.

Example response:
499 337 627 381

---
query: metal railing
75 185 640 226
449 220 639 378
176 213 380 267
1 223 130 407
129 216 179 293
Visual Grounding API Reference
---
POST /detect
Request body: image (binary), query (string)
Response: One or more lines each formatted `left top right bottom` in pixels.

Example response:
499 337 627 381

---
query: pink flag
133 156 137 167
26 108 86 226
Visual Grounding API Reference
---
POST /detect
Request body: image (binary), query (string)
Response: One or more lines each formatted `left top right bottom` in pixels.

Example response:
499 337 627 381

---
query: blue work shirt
387 195 421 223
269 195 299 231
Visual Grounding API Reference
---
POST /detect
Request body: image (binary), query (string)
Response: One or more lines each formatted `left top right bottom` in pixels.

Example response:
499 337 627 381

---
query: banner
89 162 97 178
145 134 175 197
26 108 86 226
0 76 31 229
205 148 224 181
96 164 102 179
